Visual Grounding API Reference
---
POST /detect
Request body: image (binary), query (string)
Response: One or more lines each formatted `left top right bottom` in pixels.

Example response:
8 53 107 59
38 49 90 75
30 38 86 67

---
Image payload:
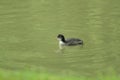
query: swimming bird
57 34 83 49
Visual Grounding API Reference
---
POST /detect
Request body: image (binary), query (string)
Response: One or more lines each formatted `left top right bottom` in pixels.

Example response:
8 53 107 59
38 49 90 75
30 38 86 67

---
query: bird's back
65 38 83 46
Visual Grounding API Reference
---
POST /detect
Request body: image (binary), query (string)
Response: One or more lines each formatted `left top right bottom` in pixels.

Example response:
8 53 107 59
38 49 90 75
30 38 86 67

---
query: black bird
57 34 83 49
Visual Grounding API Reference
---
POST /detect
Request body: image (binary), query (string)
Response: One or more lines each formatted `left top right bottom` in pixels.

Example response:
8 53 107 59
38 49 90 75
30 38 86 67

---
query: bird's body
57 34 83 49
65 38 83 46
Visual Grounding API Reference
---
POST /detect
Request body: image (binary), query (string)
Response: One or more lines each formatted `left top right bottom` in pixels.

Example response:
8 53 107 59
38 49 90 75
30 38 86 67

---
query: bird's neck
61 37 66 43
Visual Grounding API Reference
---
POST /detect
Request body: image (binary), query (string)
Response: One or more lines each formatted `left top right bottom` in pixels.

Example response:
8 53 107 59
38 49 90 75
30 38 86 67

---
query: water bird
57 34 83 49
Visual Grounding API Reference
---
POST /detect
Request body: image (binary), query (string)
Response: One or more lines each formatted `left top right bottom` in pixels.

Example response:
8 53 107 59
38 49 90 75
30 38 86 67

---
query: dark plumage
57 34 83 49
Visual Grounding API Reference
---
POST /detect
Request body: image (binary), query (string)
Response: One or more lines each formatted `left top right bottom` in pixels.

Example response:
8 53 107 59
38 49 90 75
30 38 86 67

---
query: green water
0 0 120 76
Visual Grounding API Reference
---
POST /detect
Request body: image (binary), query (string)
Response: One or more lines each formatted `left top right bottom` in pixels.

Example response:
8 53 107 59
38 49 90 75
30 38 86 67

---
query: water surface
0 0 120 76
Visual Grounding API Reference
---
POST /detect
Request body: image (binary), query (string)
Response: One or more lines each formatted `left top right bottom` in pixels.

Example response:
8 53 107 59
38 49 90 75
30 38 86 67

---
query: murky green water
0 0 120 76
